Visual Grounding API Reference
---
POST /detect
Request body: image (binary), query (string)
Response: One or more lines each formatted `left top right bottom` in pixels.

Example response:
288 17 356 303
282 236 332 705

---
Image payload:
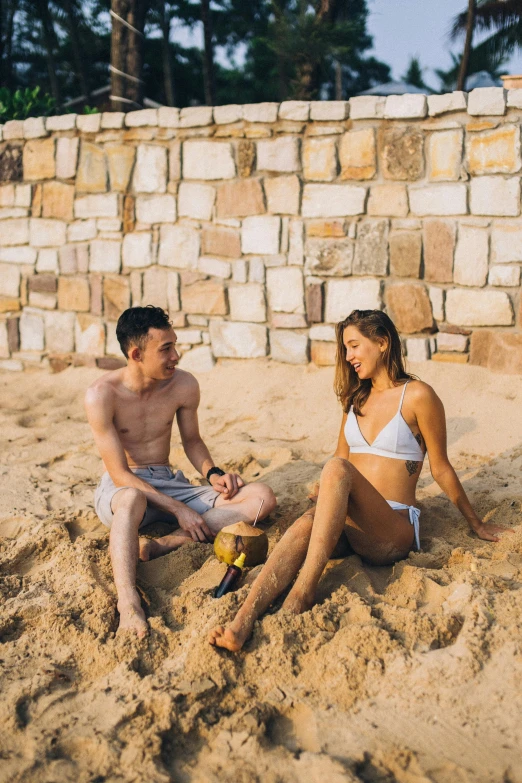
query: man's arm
84 384 213 542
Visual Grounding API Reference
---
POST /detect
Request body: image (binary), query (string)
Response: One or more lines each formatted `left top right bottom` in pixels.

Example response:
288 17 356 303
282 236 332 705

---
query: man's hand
471 520 514 543
209 472 244 500
175 505 214 543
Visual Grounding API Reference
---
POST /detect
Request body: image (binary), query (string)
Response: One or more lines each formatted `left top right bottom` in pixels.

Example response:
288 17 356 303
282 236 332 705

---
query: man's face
137 327 180 379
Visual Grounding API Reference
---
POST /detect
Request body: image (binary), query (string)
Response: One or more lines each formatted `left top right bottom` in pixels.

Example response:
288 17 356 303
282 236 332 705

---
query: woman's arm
415 384 510 543
334 412 350 460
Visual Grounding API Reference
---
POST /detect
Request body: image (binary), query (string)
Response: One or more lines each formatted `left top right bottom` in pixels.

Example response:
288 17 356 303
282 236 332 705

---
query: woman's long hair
334 310 414 416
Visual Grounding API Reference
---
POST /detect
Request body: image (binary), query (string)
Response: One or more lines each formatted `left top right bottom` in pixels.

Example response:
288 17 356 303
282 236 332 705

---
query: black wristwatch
207 466 225 483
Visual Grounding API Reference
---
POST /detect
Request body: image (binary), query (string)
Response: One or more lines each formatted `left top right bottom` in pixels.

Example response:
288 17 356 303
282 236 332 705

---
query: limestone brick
0 184 14 207
167 271 180 311
437 332 469 352
339 128 376 180
183 141 235 180
3 120 24 140
106 145 135 192
0 321 9 359
467 125 521 175
389 231 422 277
101 112 125 129
423 219 456 282
74 193 119 219
42 181 74 221
353 220 389 276
0 246 36 264
306 221 346 238
215 179 264 219
428 130 463 181
272 313 307 328
15 184 31 208
241 216 280 255
46 114 76 131
89 240 121 273
210 320 267 358
302 184 366 218
232 259 248 283
409 184 467 216
306 282 323 323
103 276 130 319
310 340 335 366
470 331 522 374
37 249 58 273
75 314 105 355
58 276 90 312
122 232 153 268
467 87 506 116
310 101 349 121
266 267 304 313
406 338 430 362
0 265 20 297
44 310 75 353
309 325 335 342
367 184 409 217
182 280 227 315
20 309 44 351
279 101 310 121
132 145 167 193
202 225 241 257
67 219 96 243
305 238 353 276
270 329 308 364
214 105 243 125
125 109 158 127
23 117 47 139
446 289 513 326
0 218 29 246
169 141 181 181
158 224 200 269
28 274 57 294
178 345 215 372
385 283 433 333
491 224 522 263
178 182 215 221
0 297 20 314
303 137 337 181
470 176 520 216
428 91 467 116
249 257 265 283
76 142 108 192
384 94 427 119
56 137 79 179
488 265 520 286
135 194 176 224
243 103 279 123
229 283 266 322
157 107 180 128
325 279 381 323
179 107 213 127
29 218 66 247
174 329 202 345
381 126 424 181
429 286 445 321
77 114 102 133
349 96 385 120
256 137 300 173
27 291 55 310
0 144 23 181
198 257 231 278
454 225 489 287
23 138 55 180
260 176 298 216
286 220 303 266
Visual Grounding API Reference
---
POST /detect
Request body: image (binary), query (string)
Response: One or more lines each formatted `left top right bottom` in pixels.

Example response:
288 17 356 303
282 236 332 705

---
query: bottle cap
233 552 246 569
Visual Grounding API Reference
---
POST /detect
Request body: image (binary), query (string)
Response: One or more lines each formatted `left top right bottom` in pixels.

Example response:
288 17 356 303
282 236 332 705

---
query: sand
0 358 521 783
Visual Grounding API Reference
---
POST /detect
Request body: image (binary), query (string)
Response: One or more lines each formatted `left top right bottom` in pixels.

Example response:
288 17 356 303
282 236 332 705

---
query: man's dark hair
116 306 172 358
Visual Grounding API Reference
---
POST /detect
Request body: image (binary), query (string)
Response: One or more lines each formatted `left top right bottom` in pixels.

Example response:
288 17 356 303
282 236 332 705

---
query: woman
209 310 510 652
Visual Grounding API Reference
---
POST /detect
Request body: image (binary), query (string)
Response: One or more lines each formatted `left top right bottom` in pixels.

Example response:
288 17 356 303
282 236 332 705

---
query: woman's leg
208 510 314 651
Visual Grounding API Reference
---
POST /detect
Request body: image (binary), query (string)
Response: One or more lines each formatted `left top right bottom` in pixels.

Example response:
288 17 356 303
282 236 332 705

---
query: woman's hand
471 520 514 543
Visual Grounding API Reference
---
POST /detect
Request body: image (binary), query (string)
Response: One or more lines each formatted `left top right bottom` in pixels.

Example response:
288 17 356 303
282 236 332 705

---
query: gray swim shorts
94 465 219 529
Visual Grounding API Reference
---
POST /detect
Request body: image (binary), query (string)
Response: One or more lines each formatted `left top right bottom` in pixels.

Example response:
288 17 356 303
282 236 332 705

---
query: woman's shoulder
405 378 439 405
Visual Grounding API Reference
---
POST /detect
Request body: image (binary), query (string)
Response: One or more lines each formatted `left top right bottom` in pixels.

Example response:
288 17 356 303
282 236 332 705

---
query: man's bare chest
113 393 180 443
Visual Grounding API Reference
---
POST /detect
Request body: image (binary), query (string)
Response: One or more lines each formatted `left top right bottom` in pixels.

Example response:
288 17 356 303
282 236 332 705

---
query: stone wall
0 89 521 375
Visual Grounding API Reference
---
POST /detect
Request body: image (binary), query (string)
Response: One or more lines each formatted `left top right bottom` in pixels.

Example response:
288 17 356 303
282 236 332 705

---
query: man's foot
208 620 252 652
281 586 314 614
138 531 192 562
117 597 148 638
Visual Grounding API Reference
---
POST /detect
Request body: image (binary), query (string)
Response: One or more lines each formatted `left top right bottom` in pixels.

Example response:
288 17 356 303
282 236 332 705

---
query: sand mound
0 360 521 782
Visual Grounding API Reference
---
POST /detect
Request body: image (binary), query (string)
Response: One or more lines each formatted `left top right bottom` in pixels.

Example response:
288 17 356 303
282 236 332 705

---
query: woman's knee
321 456 352 485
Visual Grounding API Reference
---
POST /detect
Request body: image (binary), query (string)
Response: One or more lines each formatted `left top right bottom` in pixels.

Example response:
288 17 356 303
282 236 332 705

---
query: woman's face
343 325 385 380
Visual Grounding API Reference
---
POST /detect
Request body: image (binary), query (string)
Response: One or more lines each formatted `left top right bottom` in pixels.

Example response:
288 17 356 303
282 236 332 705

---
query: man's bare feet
117 595 148 638
208 619 252 652
281 586 314 614
138 531 192 561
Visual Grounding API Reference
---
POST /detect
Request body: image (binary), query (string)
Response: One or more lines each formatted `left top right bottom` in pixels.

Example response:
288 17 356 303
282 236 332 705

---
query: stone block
367 184 409 218
3 120 24 140
0 144 23 182
182 280 227 315
0 321 8 358
77 114 102 133
236 140 255 178
470 331 522 374
279 101 309 121
249 257 265 283
243 103 279 123
241 216 280 255
325 278 381 323
167 271 180 311
0 264 20 297
306 282 323 323
446 289 513 326
263 176 300 215
305 238 353 276
23 138 55 180
183 141 235 180
44 310 75 353
232 259 248 283
174 328 202 344
178 182 215 221
381 126 424 181
122 232 152 268
507 89 522 108
470 176 520 216
453 225 488 287
436 332 468 352
125 109 158 127
15 184 31 207
349 96 385 120
0 296 20 313
216 179 264 218
23 117 47 139
428 91 467 116
311 340 336 365
158 224 199 268
467 125 521 175
214 105 243 124
488 265 520 286
389 231 422 277
406 337 430 362
269 329 308 364
67 220 96 243
229 283 266 322
56 137 79 180
467 87 506 116
142 267 169 308
310 101 349 121
428 130 463 181
76 142 108 192
287 219 304 265
75 314 105 355
178 345 215 372
266 267 304 313
101 112 125 129
198 256 231 278
429 286 445 321
106 144 135 192
20 309 44 350
0 184 14 207
28 291 56 309
0 218 29 246
6 316 19 353
353 220 389 276
423 219 455 282
42 181 74 221
28 274 57 294
384 94 427 119
103 276 130 319
303 137 337 181
409 184 467 216
132 144 167 193
202 225 241 258
272 313 307 328
46 114 76 131
491 224 522 263
89 239 121 273
74 193 119 219
29 218 66 247
256 137 300 173
339 128 376 180
306 220 345 238
309 324 335 341
210 320 267 358
58 276 90 311
157 107 180 128
168 141 181 181
385 283 433 333
0 246 36 264
302 184 366 218
135 194 176 224
179 106 212 127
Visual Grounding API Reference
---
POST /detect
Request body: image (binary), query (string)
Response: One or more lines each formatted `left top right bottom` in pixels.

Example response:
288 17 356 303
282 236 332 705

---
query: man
85 306 276 637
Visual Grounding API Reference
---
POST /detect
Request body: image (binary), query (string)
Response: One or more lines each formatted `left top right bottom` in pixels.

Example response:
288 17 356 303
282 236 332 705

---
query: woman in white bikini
209 309 510 652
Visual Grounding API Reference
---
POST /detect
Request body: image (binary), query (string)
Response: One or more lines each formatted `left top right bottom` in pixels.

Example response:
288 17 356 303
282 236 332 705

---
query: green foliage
0 86 56 122
402 56 429 90
82 106 100 114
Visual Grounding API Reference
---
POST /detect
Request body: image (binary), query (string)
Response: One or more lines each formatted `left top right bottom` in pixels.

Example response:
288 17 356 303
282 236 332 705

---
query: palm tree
456 0 476 90
110 0 149 111
452 0 522 80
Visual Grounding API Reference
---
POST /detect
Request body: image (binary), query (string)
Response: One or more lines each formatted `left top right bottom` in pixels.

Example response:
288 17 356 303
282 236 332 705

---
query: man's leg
204 482 277 533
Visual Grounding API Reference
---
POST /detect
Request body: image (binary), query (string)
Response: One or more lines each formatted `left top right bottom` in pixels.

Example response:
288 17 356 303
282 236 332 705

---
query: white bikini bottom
386 500 421 551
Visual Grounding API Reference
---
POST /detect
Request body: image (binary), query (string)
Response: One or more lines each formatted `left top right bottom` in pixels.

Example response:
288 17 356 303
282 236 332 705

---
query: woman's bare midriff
349 452 421 508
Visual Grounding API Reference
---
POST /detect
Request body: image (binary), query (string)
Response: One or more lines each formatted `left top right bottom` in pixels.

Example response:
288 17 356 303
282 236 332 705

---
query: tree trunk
110 0 147 112
63 0 90 99
35 0 62 104
201 0 215 106
160 1 175 106
457 0 476 91
334 60 343 99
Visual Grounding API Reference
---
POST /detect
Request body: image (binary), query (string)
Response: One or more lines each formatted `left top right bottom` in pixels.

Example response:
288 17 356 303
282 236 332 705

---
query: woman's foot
117 594 148 638
281 585 315 614
208 617 253 652
138 531 192 561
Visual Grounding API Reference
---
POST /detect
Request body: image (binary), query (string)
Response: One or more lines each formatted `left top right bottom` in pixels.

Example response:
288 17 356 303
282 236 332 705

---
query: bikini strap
398 381 409 412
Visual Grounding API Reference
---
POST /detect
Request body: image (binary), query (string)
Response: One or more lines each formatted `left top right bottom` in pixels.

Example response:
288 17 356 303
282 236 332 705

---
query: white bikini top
344 381 424 462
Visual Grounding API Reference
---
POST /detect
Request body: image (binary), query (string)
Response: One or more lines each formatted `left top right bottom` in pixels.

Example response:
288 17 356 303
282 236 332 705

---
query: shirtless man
85 305 276 637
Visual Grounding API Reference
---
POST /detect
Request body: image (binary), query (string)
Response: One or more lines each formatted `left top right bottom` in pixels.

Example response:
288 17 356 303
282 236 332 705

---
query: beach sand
0 359 521 783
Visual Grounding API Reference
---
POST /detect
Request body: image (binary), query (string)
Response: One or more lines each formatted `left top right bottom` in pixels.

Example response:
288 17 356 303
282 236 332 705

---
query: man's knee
321 456 352 484
241 482 277 521
112 487 147 520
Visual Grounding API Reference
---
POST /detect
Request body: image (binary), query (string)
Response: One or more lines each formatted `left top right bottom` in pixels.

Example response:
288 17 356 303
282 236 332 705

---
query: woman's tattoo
415 433 423 447
406 460 420 476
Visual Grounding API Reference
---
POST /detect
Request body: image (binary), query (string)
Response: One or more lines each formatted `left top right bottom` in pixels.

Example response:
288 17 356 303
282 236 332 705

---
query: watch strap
207 466 225 483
